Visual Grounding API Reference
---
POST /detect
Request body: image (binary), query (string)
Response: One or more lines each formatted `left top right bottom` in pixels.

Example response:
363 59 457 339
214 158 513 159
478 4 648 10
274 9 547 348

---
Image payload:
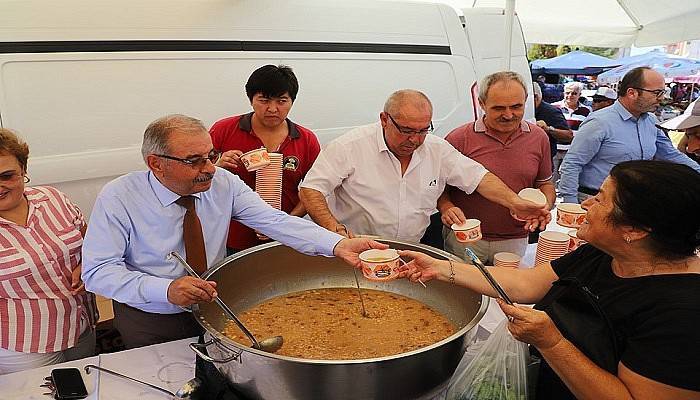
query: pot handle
190 338 242 363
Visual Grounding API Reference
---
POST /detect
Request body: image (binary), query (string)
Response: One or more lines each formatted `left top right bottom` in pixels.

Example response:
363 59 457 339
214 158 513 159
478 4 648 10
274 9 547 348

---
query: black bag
531 277 622 400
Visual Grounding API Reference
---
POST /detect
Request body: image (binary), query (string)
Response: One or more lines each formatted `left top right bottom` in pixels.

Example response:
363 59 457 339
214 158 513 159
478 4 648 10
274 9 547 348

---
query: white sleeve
442 141 488 194
298 140 352 195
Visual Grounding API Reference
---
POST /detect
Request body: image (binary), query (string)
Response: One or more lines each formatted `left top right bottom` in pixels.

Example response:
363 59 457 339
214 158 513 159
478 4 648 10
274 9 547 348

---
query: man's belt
578 186 599 196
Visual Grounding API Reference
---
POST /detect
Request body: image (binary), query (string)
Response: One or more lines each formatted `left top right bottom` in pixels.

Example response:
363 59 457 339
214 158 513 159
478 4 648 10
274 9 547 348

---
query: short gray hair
141 114 208 161
564 81 583 93
478 71 528 103
383 89 433 116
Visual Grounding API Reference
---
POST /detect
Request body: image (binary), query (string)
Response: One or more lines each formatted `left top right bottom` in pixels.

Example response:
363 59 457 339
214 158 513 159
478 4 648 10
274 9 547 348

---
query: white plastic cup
240 147 271 171
556 203 586 228
451 219 482 243
518 188 547 207
567 229 586 252
359 249 401 281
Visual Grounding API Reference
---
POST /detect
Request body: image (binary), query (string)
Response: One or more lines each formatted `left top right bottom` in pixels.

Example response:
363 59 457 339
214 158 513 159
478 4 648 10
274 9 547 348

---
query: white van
0 0 531 216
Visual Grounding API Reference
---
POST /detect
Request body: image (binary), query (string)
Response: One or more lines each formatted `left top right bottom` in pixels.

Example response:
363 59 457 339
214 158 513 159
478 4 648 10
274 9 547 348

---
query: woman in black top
400 160 700 400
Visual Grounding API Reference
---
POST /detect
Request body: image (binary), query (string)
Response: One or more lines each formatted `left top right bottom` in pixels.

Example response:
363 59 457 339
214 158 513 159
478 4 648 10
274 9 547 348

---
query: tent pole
504 0 515 70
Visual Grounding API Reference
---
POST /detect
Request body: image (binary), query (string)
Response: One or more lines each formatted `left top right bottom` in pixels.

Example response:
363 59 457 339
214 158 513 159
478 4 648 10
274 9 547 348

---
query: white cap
661 99 700 130
593 87 617 100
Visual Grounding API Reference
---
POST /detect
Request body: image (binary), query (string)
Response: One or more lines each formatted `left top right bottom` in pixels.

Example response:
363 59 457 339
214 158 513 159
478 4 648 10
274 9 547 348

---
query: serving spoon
168 252 284 353
464 247 513 305
351 268 369 317
85 364 201 399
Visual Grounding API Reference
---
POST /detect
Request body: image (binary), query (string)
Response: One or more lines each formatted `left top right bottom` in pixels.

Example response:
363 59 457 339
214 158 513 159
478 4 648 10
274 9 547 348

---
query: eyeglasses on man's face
386 113 434 136
633 87 666 98
154 149 221 168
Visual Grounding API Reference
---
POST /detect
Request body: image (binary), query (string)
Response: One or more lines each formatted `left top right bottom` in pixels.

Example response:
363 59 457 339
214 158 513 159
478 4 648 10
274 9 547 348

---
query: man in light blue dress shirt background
559 67 700 204
81 114 385 349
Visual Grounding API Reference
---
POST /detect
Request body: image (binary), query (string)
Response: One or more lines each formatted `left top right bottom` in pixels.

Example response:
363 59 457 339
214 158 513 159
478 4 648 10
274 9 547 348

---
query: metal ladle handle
84 364 175 397
464 248 514 305
167 251 262 350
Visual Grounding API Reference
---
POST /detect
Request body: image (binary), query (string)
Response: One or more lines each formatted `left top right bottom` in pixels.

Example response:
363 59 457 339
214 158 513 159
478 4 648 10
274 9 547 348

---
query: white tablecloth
0 337 197 400
1 210 572 397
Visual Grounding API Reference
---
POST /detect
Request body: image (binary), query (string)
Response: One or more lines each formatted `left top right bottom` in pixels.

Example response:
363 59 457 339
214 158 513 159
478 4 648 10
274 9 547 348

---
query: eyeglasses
154 149 221 168
592 97 611 103
632 87 665 98
386 113 434 136
0 171 24 182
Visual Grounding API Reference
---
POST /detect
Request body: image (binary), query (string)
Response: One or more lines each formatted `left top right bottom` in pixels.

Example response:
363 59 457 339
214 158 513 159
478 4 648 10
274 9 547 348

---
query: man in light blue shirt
559 67 700 203
82 114 384 348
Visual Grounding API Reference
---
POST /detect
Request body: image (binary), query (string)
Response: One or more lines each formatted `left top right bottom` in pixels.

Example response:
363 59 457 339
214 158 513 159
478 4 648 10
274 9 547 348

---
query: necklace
612 257 695 278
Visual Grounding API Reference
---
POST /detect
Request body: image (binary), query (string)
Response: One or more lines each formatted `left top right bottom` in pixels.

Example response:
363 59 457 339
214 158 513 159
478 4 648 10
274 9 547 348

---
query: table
2 210 571 398
0 337 197 400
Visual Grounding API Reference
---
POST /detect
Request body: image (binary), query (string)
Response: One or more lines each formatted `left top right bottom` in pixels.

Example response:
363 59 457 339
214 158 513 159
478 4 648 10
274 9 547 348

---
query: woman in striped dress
0 129 98 374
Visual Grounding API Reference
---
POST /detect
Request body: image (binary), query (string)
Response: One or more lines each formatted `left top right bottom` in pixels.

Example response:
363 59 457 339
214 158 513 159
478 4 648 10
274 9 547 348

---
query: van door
460 8 534 120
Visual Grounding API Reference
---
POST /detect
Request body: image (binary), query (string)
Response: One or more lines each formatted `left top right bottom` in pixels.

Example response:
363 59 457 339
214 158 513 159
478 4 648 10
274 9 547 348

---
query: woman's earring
624 236 631 244
23 175 30 184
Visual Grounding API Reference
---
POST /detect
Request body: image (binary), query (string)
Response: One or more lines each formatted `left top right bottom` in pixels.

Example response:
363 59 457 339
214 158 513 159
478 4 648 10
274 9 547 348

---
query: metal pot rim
192 240 489 364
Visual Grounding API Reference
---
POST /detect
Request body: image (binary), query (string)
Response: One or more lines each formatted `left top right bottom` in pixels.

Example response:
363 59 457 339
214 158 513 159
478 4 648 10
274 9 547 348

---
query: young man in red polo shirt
438 71 555 264
210 65 321 254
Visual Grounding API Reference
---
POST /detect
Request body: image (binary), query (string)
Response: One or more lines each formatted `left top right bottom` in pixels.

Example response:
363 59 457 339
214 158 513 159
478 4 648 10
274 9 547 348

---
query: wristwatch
547 126 555 134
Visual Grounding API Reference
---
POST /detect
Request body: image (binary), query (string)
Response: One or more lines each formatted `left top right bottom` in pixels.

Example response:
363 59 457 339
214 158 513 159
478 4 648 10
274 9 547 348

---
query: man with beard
299 89 551 243
559 67 700 204
437 72 555 263
81 114 386 349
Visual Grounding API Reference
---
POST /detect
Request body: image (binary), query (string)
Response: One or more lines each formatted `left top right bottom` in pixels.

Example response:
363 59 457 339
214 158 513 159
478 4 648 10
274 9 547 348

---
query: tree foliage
527 44 618 61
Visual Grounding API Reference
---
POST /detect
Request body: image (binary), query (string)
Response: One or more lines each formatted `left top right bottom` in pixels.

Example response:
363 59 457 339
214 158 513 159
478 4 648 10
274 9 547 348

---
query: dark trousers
112 301 203 349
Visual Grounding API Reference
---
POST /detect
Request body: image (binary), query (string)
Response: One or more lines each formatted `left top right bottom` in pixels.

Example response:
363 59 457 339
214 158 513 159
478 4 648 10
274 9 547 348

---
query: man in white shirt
299 89 550 243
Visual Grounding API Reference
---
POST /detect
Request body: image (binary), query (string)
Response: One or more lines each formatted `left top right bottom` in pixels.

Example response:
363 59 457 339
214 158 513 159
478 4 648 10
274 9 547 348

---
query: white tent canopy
403 0 700 48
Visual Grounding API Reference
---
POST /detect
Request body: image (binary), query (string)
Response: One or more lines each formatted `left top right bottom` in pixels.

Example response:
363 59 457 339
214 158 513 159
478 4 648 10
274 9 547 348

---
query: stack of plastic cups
535 231 569 265
493 252 521 268
254 153 283 240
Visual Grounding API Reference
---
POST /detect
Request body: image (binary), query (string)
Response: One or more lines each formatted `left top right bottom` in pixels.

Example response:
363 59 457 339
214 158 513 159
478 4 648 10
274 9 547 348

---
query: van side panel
461 8 534 120
0 1 481 216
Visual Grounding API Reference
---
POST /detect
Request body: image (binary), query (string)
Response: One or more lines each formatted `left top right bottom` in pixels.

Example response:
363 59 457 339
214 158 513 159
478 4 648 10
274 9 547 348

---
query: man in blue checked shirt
559 67 700 204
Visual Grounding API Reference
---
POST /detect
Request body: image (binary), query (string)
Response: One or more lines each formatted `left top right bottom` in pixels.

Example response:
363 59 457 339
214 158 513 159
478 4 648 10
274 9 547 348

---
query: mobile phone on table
51 368 88 400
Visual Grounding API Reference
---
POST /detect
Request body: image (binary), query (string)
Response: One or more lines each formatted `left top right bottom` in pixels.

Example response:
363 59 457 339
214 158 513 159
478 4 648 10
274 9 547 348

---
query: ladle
351 267 369 317
167 251 284 353
84 364 201 399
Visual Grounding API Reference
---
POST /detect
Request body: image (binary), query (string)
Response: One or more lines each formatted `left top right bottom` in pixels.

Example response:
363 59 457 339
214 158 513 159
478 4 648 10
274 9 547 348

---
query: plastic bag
445 319 529 400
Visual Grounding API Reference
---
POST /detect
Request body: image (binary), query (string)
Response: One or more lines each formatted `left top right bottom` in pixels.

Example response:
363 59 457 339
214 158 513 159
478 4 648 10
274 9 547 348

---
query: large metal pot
190 239 487 400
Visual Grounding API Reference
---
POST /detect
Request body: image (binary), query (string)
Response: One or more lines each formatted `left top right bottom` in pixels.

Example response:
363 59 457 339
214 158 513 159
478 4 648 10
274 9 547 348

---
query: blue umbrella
530 50 621 75
613 49 666 66
598 55 700 85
